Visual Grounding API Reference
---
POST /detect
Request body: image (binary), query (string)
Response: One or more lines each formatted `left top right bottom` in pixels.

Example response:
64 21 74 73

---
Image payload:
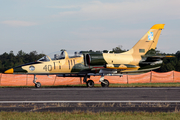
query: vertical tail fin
124 24 165 55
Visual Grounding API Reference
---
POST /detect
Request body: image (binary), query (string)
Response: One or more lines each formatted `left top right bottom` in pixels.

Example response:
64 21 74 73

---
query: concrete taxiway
0 87 180 112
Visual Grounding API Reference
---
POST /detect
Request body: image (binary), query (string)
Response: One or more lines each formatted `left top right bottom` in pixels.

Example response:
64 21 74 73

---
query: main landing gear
83 75 109 88
33 75 41 88
86 80 94 88
83 75 94 88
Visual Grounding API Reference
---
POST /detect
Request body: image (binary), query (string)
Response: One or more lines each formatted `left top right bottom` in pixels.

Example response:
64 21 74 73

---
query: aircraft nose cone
4 66 28 74
4 68 14 74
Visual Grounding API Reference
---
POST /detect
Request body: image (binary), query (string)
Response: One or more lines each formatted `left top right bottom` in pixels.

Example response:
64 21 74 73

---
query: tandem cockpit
37 50 83 62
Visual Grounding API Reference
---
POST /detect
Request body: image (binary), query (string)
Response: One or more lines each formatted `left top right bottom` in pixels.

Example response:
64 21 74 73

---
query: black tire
35 82 41 88
86 80 94 88
101 79 109 87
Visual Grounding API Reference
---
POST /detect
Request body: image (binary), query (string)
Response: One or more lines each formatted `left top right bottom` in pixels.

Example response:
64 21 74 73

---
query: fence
0 71 180 86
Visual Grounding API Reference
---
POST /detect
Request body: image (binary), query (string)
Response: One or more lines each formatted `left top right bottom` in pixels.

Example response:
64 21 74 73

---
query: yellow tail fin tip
151 24 165 29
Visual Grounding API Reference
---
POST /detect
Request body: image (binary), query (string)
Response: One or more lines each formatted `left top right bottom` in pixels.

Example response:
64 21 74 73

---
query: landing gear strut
33 75 41 88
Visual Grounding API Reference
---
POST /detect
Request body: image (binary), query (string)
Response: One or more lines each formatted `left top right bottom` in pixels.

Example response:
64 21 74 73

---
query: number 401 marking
43 65 52 71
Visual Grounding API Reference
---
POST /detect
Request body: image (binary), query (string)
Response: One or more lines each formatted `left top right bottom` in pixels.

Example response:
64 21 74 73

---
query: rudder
123 24 165 56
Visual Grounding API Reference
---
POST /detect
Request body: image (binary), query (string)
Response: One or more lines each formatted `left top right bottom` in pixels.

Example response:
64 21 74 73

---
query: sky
0 0 180 55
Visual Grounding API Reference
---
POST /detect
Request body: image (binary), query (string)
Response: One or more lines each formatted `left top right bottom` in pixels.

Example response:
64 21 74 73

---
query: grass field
0 111 180 120
109 82 180 87
1 82 180 88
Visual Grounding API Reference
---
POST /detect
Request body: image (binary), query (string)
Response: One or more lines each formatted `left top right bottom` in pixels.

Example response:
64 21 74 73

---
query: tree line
0 50 45 73
0 47 179 73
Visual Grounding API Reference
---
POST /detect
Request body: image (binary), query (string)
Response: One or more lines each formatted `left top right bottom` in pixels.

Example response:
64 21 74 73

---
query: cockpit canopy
37 50 82 62
37 56 50 62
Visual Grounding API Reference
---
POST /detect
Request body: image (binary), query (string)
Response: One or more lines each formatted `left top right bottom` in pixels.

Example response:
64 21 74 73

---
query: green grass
0 111 180 120
109 82 180 87
1 82 180 88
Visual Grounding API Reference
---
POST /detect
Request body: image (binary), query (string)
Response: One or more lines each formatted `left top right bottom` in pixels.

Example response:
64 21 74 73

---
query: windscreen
37 56 50 62
38 50 83 61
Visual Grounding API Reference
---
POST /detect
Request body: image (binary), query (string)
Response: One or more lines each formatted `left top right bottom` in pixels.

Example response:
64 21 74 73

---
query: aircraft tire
86 80 94 88
35 82 41 88
101 79 109 87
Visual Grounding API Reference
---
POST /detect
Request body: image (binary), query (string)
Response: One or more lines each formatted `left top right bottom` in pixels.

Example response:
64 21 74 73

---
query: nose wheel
35 82 41 88
101 79 109 87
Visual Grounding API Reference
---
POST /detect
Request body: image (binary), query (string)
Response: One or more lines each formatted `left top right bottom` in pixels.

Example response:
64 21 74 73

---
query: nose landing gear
101 79 109 87
35 82 41 88
33 75 41 88
99 75 109 87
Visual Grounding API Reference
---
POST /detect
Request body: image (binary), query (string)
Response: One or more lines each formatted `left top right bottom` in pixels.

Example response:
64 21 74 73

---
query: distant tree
160 63 167 72
175 51 180 60
175 61 180 71
145 49 161 55
103 50 108 53
158 52 176 72
112 45 126 53
17 50 26 57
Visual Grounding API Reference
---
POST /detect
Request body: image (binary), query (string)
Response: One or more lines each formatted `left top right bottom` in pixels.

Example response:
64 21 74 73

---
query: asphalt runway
0 87 180 112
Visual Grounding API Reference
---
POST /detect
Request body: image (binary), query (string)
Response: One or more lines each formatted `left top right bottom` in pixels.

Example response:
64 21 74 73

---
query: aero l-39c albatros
5 24 170 88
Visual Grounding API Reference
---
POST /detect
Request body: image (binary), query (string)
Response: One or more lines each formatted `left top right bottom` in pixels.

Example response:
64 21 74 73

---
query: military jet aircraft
5 24 169 88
